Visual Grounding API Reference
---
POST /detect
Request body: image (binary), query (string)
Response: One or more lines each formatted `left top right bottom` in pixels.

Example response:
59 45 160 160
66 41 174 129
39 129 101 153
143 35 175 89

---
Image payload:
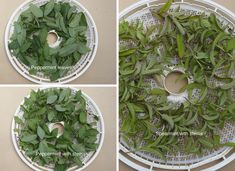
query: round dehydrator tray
119 0 235 170
5 0 98 84
11 87 105 171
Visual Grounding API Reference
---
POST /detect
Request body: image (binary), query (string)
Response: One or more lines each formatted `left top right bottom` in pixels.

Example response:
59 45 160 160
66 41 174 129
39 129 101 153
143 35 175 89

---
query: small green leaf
14 116 23 125
159 0 173 15
78 126 86 139
44 0 54 16
228 103 235 113
79 112 87 123
74 157 83 167
79 13 87 27
71 144 86 153
226 38 235 51
47 111 55 121
36 107 47 115
184 112 198 126
141 147 165 159
171 16 185 35
21 134 37 142
220 79 235 90
119 48 136 57
37 126 45 139
198 87 208 102
223 142 235 147
77 42 90 54
150 88 167 95
30 4 43 18
161 114 174 129
47 95 58 104
75 90 82 100
59 44 79 57
55 105 66 112
176 34 185 58
210 32 226 65
146 104 153 119
195 52 208 59
69 13 82 27
127 103 136 122
198 138 213 148
142 68 161 75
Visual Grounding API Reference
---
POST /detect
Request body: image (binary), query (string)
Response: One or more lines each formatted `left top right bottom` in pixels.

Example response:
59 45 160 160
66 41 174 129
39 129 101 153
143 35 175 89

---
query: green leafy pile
119 0 235 159
9 0 90 81
14 88 99 171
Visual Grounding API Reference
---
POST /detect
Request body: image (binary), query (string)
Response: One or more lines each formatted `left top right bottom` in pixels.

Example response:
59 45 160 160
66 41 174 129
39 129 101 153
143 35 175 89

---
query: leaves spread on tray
9 0 90 81
119 0 235 159
14 88 99 171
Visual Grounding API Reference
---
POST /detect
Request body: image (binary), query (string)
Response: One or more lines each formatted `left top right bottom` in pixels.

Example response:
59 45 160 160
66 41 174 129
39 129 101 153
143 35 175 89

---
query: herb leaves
119 0 235 160
9 0 90 81
14 88 99 171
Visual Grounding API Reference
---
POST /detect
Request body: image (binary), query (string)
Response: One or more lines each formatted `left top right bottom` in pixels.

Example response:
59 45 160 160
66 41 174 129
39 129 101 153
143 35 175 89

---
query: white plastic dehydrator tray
11 87 105 171
5 0 98 84
119 0 235 170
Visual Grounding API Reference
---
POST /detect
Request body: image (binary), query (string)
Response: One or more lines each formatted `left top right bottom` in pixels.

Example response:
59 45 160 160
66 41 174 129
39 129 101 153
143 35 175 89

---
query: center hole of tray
47 31 58 46
164 70 188 94
52 123 64 135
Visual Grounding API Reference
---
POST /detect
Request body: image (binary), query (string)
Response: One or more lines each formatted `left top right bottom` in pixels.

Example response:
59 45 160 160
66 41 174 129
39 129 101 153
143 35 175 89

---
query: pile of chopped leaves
14 88 99 171
119 0 235 159
9 0 90 81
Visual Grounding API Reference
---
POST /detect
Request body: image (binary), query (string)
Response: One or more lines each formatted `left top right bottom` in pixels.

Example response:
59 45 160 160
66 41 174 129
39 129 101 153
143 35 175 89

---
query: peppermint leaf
37 126 45 139
21 134 37 142
44 0 54 16
47 95 58 104
30 4 43 18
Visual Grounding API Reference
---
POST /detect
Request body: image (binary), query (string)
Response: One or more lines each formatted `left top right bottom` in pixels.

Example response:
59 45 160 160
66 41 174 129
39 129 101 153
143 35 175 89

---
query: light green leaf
59 44 79 57
55 105 66 112
159 0 173 15
47 95 58 104
37 126 45 139
79 112 87 123
44 0 54 16
21 134 37 142
30 4 43 18
176 34 185 58
161 114 174 129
